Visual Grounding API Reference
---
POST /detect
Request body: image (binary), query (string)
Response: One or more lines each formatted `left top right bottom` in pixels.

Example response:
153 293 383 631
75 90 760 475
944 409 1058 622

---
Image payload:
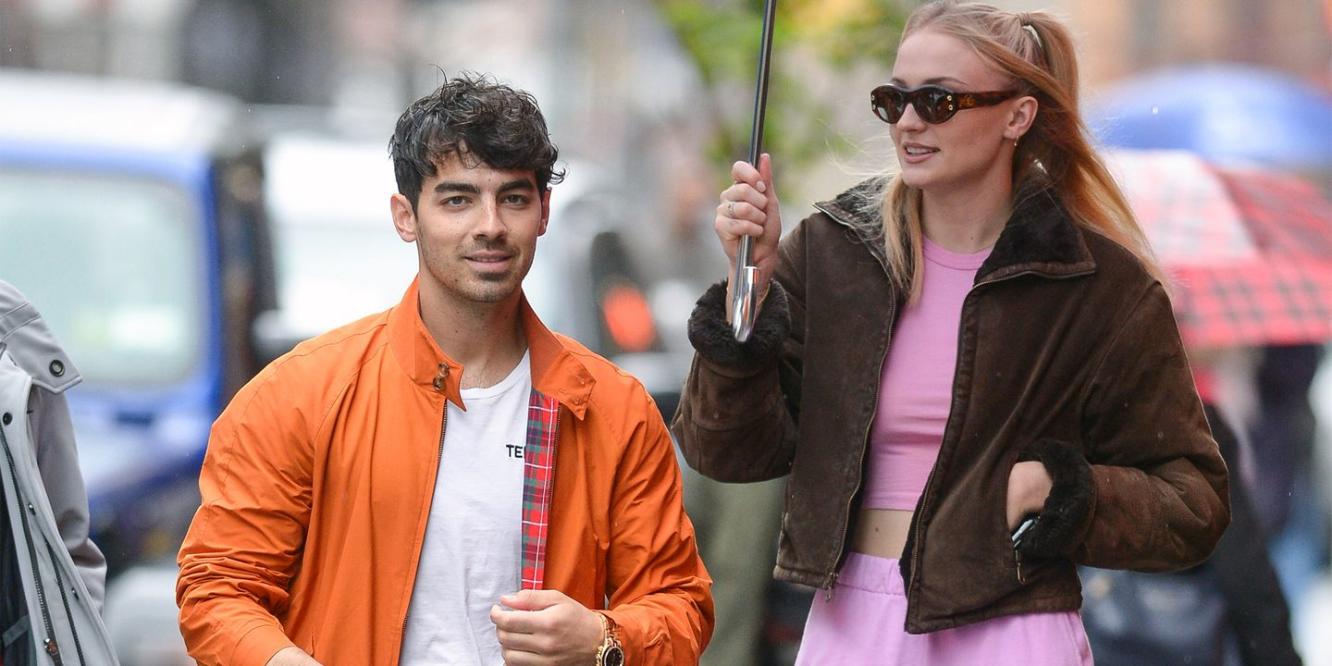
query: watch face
604 645 625 666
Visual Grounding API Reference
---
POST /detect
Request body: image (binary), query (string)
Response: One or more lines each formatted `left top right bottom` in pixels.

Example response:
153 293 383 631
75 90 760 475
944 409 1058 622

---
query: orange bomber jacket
176 279 713 665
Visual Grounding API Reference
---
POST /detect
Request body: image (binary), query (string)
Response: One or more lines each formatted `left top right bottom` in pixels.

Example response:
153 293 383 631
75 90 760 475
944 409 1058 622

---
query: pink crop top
862 237 992 510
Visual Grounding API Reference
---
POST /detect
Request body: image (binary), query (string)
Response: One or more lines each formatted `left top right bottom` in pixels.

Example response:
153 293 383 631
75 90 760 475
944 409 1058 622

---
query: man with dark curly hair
176 73 713 666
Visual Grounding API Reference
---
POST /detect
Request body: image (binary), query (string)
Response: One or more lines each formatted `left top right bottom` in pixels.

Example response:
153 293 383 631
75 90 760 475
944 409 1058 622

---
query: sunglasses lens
921 87 955 124
871 86 906 124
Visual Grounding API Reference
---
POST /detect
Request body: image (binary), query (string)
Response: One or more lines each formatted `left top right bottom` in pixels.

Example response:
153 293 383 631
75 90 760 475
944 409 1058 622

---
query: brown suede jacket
672 180 1231 634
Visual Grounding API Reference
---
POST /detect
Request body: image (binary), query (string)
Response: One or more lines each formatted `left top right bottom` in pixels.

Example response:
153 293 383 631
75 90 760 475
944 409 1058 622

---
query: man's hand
265 647 323 666
490 589 605 665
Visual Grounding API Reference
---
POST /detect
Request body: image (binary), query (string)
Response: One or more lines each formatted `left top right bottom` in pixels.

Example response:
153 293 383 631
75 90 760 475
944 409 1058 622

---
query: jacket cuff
232 622 297 666
1016 438 1095 560
686 279 790 374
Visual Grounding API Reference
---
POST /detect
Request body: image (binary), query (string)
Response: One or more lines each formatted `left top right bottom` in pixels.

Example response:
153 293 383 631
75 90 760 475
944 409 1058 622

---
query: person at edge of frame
0 280 118 665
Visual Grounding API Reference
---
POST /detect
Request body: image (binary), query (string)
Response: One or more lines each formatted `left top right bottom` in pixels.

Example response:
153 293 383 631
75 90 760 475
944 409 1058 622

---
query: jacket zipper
825 295 898 600
400 366 451 650
905 268 1091 605
550 407 563 592
812 202 899 600
904 287 977 604
1 424 62 665
44 540 85 664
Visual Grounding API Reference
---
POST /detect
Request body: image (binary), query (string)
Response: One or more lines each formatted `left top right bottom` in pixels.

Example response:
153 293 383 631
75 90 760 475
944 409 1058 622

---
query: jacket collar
387 278 594 419
813 178 1096 283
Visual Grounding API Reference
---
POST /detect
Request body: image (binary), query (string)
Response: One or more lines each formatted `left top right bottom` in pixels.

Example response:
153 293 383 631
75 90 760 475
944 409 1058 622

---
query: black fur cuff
1016 438 1095 560
687 279 790 374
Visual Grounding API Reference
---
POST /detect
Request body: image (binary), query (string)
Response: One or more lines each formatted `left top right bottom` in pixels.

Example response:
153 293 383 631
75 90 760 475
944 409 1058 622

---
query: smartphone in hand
1011 514 1039 549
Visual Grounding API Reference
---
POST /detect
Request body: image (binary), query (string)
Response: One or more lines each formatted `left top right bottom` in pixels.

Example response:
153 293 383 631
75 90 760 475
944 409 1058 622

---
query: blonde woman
673 2 1230 663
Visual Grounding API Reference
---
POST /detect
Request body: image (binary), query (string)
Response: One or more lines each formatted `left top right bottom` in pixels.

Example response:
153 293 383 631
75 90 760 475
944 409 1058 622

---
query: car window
0 169 205 386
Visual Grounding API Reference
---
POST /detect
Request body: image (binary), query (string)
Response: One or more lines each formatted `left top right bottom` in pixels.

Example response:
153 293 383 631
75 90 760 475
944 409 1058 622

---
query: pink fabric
796 553 1093 665
863 238 991 510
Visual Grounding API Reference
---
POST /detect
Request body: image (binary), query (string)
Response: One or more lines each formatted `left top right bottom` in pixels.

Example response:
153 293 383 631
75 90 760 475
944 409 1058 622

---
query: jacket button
49 359 65 377
1 413 10 425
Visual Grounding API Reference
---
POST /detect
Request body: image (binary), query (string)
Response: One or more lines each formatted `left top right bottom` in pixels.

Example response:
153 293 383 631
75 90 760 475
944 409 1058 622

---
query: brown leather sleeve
670 221 808 483
1073 283 1231 571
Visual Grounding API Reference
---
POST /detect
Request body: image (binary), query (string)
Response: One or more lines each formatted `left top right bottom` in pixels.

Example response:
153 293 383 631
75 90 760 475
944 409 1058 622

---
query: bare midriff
850 508 915 560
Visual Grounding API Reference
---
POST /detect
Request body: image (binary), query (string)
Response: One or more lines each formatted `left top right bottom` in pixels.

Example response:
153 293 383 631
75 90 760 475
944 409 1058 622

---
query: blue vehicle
0 70 274 573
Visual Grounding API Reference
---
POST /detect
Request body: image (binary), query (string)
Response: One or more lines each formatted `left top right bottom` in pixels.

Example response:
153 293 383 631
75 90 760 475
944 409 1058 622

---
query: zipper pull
432 364 448 392
824 572 838 601
44 638 60 657
1015 550 1027 585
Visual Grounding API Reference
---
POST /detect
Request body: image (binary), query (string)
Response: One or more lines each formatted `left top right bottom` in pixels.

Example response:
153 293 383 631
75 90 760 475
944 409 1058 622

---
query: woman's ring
727 201 736 217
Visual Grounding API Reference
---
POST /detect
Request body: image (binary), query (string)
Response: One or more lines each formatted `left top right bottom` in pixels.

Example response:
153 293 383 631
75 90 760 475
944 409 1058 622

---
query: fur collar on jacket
811 178 1096 284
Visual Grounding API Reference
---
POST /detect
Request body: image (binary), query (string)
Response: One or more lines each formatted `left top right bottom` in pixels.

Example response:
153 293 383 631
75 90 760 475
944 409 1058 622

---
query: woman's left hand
1006 461 1054 531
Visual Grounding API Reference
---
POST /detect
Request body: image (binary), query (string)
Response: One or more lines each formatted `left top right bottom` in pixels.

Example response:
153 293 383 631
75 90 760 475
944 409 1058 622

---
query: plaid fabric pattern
1169 260 1332 348
1109 150 1332 347
1213 167 1332 260
1105 150 1254 264
520 389 561 590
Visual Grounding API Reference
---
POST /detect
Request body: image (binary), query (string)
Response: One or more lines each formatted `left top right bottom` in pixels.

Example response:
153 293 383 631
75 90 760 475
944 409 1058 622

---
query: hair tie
1021 22 1044 52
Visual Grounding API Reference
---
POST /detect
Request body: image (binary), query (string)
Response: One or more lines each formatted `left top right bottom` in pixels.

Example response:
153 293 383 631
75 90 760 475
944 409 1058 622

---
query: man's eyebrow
434 181 481 195
496 179 537 193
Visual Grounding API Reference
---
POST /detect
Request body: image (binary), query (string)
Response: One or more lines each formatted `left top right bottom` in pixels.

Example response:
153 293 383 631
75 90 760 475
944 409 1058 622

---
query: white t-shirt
400 351 531 665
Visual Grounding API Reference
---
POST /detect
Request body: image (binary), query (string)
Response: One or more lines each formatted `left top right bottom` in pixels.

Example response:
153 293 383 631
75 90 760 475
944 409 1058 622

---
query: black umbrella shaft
732 0 777 342
748 0 777 166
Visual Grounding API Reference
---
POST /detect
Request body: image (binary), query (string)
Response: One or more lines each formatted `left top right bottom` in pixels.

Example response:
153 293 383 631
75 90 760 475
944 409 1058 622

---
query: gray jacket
0 281 117 665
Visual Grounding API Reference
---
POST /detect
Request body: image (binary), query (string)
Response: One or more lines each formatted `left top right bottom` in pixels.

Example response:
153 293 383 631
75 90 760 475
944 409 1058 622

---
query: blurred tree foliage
658 0 908 184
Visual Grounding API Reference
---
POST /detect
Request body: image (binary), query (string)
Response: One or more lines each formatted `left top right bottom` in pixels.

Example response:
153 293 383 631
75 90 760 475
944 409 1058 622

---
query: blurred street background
1 0 1330 664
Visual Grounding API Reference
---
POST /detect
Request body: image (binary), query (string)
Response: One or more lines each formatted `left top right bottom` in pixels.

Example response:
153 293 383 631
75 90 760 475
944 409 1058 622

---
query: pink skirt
796 553 1093 666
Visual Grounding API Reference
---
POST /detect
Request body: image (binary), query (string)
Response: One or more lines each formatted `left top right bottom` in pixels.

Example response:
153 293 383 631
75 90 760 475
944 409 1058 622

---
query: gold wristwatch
595 612 625 666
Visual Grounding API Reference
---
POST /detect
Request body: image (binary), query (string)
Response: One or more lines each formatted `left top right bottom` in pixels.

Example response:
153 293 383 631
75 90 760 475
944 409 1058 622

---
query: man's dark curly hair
389 72 564 208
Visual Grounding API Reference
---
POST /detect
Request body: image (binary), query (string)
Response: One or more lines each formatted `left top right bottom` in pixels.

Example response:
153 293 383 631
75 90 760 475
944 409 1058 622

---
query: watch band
595 612 625 666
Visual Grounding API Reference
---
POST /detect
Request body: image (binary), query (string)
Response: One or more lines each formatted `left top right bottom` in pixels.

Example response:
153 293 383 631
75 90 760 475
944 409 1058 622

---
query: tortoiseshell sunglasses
870 84 1019 124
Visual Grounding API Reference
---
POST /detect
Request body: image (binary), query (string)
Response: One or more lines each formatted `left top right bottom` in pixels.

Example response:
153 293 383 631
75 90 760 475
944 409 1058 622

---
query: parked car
0 69 275 574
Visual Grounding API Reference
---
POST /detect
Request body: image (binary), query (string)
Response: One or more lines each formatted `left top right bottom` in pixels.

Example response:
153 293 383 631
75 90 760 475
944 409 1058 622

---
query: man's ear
391 193 417 242
538 188 552 236
1006 95 1039 142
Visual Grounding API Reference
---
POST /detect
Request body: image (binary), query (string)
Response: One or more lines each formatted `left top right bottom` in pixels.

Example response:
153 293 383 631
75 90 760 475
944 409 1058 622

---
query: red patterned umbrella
1104 150 1332 348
